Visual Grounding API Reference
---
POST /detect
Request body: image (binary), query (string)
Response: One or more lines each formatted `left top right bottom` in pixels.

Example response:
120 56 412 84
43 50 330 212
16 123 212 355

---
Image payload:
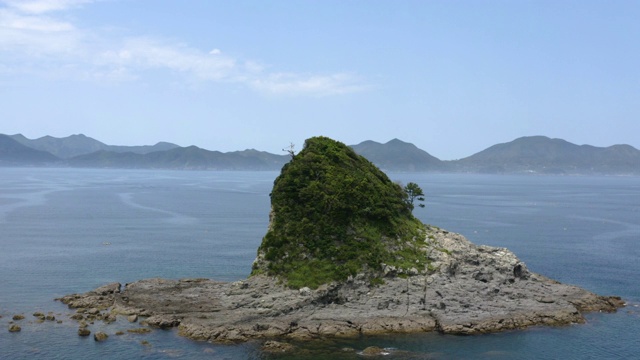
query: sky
1 0 638 160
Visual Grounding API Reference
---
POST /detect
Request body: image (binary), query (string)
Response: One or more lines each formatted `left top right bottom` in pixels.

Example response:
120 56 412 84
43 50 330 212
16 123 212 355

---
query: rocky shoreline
56 227 624 344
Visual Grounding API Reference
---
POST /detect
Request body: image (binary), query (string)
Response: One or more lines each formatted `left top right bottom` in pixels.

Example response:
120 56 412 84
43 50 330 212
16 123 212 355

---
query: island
57 136 623 345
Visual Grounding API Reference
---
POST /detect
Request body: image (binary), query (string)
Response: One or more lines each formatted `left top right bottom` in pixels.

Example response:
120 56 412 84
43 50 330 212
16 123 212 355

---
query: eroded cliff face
58 226 623 343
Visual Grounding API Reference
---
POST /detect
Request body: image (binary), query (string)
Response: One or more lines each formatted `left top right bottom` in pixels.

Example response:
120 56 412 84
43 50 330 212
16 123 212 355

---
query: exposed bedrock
57 228 623 343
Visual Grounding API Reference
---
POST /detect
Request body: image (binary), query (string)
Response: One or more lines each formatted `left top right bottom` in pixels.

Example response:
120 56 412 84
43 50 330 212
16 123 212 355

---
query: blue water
0 169 638 359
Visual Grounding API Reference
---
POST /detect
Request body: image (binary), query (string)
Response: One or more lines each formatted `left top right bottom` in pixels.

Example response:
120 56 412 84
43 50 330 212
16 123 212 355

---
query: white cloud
0 10 81 57
0 0 368 96
99 37 237 81
0 8 73 31
1 0 95 14
250 73 368 97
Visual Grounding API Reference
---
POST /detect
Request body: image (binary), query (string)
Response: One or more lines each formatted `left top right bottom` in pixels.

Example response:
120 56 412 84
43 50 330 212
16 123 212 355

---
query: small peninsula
58 137 623 344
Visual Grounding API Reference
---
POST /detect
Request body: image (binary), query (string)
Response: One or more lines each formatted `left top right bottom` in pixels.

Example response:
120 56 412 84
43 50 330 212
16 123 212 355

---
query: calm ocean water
0 168 638 359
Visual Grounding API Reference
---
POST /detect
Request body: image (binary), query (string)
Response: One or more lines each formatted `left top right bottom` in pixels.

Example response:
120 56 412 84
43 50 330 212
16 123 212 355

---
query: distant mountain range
0 134 60 165
9 133 179 159
350 138 445 172
1 133 639 175
449 136 640 174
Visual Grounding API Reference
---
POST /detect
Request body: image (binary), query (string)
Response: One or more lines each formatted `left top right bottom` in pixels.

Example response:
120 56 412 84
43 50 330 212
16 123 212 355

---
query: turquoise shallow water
0 168 638 359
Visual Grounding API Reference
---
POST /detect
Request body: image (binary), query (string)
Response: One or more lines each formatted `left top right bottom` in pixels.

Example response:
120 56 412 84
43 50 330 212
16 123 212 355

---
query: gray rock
93 282 121 296
299 287 312 296
94 332 108 341
144 315 180 329
361 346 389 356
57 227 624 343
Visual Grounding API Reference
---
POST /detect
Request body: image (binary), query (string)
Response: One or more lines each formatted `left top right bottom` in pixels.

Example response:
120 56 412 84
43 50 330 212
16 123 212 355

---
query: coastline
56 227 624 344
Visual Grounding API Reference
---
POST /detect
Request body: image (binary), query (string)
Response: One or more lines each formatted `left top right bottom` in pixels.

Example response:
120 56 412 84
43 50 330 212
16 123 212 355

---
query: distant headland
1 133 639 174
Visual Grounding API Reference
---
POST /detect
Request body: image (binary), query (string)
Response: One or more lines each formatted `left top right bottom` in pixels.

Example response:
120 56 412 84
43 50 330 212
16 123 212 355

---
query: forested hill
0 135 60 165
66 146 289 171
2 133 639 174
350 138 444 172
10 133 179 159
449 136 640 174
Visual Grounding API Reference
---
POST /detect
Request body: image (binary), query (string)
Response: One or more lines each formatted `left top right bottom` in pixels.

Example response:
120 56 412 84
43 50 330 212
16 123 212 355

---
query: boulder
87 308 100 315
93 282 121 296
94 332 109 341
9 324 21 332
144 315 180 329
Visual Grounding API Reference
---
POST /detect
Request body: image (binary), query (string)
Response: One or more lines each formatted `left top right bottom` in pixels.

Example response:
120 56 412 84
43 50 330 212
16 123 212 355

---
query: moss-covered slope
251 136 427 289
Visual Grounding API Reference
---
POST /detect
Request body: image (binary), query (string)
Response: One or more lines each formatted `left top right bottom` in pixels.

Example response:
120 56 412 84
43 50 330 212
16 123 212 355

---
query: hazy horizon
1 1 638 160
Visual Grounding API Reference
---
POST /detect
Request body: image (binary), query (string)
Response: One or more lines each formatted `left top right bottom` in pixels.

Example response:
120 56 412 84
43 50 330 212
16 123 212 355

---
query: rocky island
57 137 623 344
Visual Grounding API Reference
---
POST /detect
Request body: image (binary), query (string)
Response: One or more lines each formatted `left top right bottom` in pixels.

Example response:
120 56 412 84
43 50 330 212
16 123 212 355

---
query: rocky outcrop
57 226 623 343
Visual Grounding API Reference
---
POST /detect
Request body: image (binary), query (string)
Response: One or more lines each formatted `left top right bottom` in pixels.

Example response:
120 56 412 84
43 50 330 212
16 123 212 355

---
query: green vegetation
251 136 429 289
403 182 426 211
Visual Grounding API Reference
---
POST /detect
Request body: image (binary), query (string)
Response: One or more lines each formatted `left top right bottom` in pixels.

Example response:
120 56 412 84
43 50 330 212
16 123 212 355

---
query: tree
282 143 296 159
404 182 425 212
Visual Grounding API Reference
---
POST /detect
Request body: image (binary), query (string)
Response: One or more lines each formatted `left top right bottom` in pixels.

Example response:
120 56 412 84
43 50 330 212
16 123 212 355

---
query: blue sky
1 0 638 160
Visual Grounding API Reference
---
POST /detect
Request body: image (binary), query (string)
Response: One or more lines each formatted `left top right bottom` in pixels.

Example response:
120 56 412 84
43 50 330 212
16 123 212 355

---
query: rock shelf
57 227 623 343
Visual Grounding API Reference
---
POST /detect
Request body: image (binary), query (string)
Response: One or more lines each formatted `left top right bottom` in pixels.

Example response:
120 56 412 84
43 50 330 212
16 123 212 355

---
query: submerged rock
261 340 295 353
361 346 389 356
127 328 152 334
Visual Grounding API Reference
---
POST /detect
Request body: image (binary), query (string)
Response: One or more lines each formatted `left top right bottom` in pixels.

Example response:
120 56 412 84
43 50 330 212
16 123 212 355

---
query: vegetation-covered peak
251 136 427 288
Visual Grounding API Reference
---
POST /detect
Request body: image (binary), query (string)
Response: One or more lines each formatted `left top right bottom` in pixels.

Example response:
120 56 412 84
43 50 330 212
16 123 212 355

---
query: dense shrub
252 136 426 288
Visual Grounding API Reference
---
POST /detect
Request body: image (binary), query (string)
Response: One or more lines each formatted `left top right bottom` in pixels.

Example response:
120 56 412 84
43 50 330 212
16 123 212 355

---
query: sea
0 168 638 359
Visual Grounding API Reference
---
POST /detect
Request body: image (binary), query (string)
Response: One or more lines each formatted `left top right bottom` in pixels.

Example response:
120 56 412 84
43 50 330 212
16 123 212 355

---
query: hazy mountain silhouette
350 138 444 172
10 133 179 159
3 133 639 174
66 146 289 170
0 134 60 165
451 136 640 174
